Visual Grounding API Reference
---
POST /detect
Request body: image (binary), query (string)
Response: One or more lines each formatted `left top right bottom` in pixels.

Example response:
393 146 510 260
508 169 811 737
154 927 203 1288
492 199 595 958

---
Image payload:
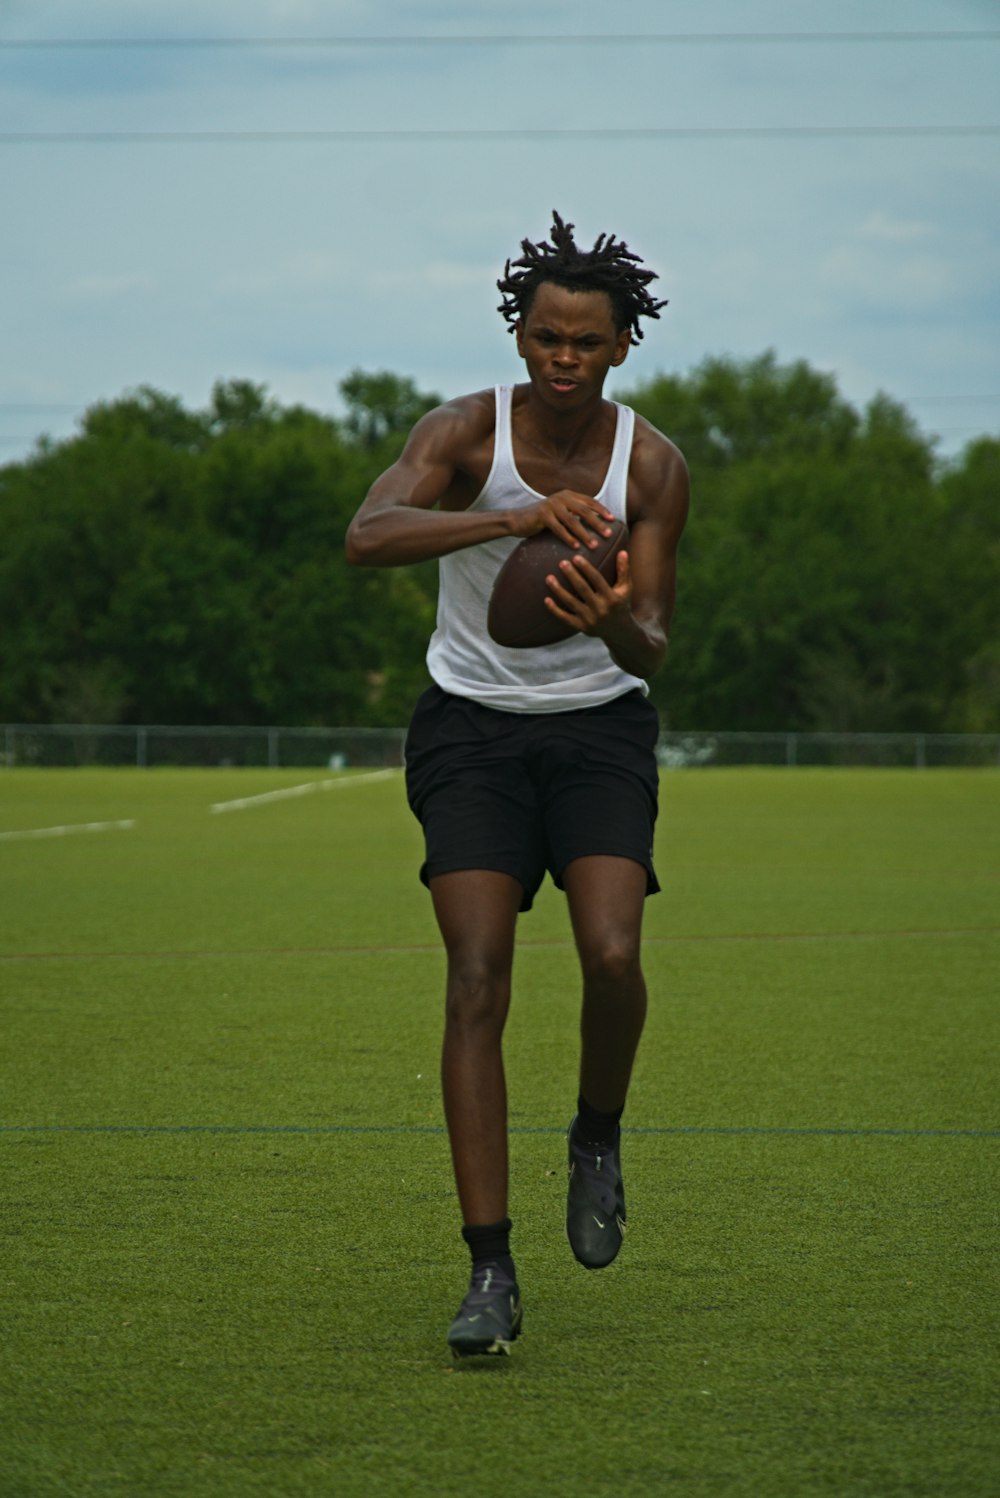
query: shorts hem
420 858 537 911
552 849 660 898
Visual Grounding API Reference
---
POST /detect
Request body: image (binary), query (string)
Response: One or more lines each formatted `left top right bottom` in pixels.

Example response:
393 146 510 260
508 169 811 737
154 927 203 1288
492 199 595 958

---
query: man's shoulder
412 387 498 452
428 386 497 429
623 410 690 534
630 411 688 483
441 385 497 409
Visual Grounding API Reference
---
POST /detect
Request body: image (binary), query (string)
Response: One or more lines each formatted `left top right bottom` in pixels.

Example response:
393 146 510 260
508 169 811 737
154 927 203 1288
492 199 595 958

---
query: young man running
345 211 689 1357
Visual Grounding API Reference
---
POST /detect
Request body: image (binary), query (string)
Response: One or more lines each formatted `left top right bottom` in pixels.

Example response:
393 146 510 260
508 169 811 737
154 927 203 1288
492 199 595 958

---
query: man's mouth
550 377 578 392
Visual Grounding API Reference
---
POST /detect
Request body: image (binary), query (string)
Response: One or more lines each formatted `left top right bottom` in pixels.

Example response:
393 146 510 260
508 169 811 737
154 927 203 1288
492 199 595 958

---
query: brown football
486 518 628 649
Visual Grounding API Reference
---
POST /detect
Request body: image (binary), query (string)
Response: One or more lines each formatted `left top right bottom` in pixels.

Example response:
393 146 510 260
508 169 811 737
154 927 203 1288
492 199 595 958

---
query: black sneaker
566 1115 626 1269
447 1262 523 1358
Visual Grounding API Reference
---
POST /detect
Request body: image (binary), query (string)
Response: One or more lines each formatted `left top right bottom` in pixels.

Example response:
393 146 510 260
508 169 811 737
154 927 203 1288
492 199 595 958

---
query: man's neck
512 383 613 461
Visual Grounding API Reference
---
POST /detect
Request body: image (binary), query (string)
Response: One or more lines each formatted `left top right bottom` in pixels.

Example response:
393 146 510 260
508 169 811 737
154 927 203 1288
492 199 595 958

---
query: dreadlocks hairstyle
496 210 668 346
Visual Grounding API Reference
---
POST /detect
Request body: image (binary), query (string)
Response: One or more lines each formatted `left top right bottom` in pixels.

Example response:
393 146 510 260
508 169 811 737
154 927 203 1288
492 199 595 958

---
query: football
487 518 628 649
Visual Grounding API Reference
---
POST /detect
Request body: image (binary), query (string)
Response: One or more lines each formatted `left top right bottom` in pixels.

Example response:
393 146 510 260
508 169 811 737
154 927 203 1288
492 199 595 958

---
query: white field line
209 768 399 814
0 818 136 843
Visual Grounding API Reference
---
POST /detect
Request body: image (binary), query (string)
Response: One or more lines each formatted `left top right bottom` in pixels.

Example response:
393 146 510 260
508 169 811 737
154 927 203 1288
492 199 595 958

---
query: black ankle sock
461 1218 514 1279
576 1094 624 1146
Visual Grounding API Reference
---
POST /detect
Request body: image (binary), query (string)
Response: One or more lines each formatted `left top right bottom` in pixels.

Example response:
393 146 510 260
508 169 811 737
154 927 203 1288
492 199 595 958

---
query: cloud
65 272 156 302
217 251 348 297
820 204 954 314
856 211 934 244
821 245 954 311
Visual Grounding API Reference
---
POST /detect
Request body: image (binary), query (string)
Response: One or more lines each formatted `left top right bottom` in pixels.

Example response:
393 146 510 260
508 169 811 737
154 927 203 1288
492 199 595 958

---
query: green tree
340 369 440 449
0 391 204 721
2 358 995 733
0 376 439 726
621 355 983 733
934 437 1000 730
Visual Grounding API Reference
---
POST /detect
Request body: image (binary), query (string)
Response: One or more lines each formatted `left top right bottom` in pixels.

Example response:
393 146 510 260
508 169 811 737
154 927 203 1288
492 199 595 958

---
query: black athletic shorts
404 684 661 912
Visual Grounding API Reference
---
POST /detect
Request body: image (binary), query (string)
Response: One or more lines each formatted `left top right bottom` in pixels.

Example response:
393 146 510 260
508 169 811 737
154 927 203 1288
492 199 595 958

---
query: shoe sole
449 1333 516 1359
449 1317 522 1359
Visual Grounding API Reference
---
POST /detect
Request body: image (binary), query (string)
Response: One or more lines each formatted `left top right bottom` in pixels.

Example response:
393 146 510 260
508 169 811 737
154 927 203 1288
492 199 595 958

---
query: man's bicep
363 416 464 515
364 441 456 514
630 459 689 627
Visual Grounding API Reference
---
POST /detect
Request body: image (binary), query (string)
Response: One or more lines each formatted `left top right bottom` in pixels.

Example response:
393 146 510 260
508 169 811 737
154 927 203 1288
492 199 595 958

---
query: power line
2 32 999 48
2 126 997 145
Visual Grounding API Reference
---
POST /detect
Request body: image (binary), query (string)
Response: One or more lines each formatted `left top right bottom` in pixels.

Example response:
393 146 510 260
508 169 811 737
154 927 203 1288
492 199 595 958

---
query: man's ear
610 329 631 368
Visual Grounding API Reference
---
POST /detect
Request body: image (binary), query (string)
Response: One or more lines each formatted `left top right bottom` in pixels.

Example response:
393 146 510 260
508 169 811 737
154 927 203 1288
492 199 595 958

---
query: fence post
786 733 798 767
268 728 279 769
915 734 926 769
136 727 147 769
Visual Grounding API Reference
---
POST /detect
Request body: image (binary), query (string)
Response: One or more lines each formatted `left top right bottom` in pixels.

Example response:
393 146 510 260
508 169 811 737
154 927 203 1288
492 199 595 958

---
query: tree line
1 356 997 733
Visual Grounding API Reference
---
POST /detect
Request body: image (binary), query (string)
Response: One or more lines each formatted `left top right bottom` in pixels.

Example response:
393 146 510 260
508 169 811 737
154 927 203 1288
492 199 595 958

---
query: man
345 211 689 1358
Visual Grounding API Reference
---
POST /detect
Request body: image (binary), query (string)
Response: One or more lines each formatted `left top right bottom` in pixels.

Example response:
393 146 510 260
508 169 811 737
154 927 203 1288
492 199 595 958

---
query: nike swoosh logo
592 1215 606 1229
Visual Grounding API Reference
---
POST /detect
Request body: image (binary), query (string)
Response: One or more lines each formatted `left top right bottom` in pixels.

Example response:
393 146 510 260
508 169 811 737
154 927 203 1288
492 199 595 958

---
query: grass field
1 766 998 1497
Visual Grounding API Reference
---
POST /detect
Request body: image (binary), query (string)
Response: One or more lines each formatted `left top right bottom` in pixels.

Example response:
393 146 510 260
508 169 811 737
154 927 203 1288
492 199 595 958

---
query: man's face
515 281 631 408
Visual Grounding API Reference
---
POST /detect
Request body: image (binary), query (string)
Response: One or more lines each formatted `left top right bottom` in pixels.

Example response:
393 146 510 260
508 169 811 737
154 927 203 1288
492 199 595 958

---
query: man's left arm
542 424 690 680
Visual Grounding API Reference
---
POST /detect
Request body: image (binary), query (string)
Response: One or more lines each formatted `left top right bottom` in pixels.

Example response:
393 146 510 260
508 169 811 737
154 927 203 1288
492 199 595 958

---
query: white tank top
425 384 647 713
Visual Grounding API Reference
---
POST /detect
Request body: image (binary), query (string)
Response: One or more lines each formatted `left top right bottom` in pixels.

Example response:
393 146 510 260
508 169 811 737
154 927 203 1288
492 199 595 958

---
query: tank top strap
493 384 515 476
596 402 635 513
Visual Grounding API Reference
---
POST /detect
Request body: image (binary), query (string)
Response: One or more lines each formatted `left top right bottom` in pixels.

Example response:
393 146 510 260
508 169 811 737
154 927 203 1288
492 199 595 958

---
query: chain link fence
655 730 1000 769
2 723 999 770
0 724 406 770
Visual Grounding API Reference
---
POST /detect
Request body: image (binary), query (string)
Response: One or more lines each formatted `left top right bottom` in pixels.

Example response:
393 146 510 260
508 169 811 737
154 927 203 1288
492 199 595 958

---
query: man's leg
561 855 649 1268
431 868 522 1224
432 868 524 1354
563 855 649 1111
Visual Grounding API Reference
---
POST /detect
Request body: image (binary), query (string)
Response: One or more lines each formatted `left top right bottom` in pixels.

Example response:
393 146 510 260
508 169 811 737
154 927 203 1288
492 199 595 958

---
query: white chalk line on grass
0 771 400 838
0 819 135 843
209 768 399 814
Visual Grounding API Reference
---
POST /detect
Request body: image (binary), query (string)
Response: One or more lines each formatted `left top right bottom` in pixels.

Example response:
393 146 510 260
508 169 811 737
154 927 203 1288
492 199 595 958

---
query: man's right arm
345 395 620 569
345 398 512 567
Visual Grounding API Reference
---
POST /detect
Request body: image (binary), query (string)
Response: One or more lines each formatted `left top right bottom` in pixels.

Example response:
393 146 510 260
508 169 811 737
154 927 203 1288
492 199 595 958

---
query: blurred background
1 0 998 742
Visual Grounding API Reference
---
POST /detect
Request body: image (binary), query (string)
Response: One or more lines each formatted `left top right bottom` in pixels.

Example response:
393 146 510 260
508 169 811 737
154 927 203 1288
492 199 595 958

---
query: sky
1 0 998 464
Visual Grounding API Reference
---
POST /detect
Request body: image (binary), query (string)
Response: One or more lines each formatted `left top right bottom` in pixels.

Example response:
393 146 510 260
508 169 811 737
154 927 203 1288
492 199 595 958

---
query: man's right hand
509 490 616 550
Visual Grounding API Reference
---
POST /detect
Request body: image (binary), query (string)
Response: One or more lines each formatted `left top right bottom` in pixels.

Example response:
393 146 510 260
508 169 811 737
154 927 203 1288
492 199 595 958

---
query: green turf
1 767 997 1497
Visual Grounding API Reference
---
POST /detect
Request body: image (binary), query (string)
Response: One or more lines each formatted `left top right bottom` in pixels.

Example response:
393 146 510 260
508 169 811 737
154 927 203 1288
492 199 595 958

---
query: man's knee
580 933 643 994
444 954 511 1028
